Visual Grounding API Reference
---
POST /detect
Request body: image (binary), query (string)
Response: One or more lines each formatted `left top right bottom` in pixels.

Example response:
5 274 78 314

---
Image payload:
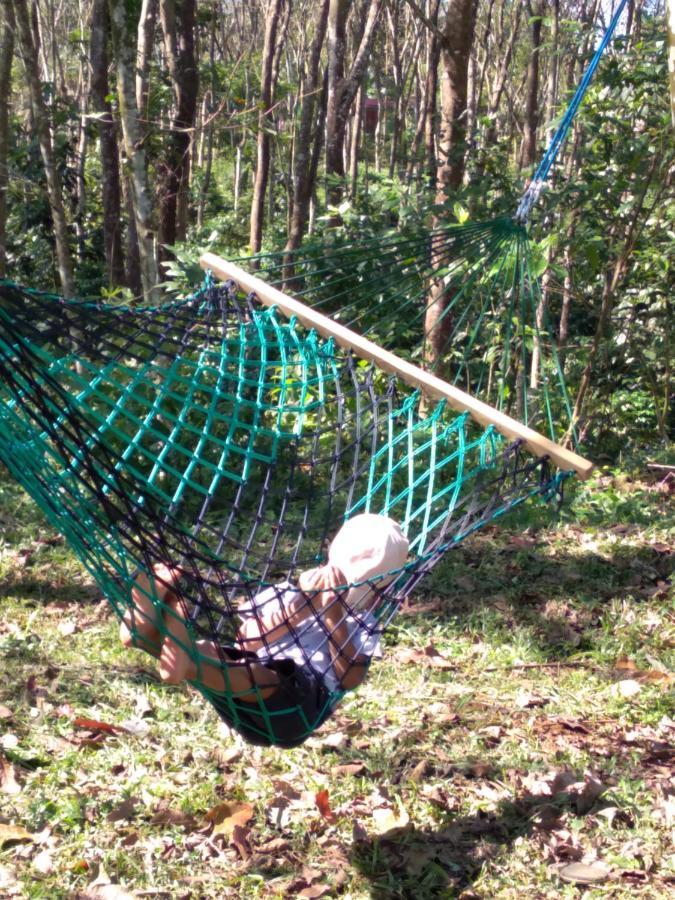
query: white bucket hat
328 513 409 610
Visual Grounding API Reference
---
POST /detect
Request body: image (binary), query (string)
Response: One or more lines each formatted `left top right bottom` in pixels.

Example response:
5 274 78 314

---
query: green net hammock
0 2 628 746
0 275 585 746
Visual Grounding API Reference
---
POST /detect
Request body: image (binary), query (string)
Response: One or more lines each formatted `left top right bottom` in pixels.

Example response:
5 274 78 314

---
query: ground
0 466 673 899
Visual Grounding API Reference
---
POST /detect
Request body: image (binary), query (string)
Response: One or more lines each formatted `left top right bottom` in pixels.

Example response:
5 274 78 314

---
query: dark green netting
0 278 569 746
236 217 576 444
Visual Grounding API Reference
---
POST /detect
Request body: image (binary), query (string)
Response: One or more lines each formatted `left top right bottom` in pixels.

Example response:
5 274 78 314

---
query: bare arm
321 597 372 690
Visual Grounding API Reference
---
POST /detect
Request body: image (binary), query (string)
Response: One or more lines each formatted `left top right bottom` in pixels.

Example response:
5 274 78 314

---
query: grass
0 465 673 898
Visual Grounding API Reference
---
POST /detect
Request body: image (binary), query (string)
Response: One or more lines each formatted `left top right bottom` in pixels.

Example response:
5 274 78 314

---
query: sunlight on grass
0 469 673 898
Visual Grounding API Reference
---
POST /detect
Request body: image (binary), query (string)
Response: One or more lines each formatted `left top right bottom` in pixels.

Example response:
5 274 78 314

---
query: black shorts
202 654 336 748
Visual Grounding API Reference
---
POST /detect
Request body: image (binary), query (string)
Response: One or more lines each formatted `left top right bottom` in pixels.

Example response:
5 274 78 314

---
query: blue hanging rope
514 0 630 224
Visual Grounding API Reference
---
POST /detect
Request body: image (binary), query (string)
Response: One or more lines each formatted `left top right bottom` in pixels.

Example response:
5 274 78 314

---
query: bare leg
119 564 180 655
159 595 279 701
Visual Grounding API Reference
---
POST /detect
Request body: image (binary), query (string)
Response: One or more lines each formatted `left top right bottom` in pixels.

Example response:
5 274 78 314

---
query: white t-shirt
238 582 382 693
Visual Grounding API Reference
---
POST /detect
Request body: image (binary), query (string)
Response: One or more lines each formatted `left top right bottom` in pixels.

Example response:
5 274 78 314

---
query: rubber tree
422 0 477 371
520 0 544 170
325 0 383 203
11 0 75 297
90 0 125 286
107 0 159 299
250 0 287 256
0 3 14 279
285 0 330 258
158 0 199 254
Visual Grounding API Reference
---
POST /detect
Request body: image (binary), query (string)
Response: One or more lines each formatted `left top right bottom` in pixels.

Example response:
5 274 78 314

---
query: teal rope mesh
0 278 567 746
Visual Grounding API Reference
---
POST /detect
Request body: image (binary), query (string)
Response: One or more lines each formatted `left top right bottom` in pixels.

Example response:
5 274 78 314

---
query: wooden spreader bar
200 252 594 480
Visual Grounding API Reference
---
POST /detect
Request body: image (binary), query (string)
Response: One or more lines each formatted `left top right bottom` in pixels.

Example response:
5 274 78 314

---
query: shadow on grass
349 787 587 899
400 535 672 659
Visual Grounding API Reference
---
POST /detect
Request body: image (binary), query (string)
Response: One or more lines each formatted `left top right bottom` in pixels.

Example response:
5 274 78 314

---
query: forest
0 0 672 456
0 2 674 898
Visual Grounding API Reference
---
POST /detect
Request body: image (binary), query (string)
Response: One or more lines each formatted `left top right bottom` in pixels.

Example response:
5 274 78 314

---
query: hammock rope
515 0 630 223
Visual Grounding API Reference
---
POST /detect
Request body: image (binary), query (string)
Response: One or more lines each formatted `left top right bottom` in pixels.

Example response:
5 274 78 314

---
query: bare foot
158 593 196 684
159 599 279 700
120 564 180 655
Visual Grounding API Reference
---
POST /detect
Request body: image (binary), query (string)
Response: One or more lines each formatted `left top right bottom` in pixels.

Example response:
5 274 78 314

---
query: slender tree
520 0 543 169
325 0 383 200
12 0 75 296
158 0 199 254
423 0 477 370
0 3 14 279
107 0 159 298
285 0 330 256
250 0 286 255
90 0 125 286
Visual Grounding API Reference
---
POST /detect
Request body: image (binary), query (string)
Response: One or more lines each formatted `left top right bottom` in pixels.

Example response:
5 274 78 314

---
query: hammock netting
0 277 569 745
237 215 574 443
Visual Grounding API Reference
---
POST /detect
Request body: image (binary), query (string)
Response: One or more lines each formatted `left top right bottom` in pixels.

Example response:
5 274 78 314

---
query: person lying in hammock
119 514 409 746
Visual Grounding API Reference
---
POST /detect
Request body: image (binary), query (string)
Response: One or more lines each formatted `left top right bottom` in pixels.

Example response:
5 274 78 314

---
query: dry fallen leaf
309 730 348 750
86 884 137 899
205 801 253 838
615 657 639 674
315 789 336 822
72 717 125 735
0 863 21 897
0 824 35 848
211 745 243 768
566 775 605 815
150 802 196 829
257 836 291 853
612 679 642 699
0 755 21 796
334 761 366 777
32 848 54 876
515 689 550 709
231 823 251 860
106 797 140 823
297 885 332 899
371 804 410 835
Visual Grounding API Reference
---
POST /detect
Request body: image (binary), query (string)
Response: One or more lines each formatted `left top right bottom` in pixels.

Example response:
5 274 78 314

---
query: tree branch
402 0 445 41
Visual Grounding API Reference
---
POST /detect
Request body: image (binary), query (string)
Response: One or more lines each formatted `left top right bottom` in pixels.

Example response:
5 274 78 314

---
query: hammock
0 4 626 746
0 278 587 747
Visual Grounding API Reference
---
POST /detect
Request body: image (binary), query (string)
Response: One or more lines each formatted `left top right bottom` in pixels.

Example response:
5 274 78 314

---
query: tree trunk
667 0 675 127
557 216 576 370
424 0 476 371
519 0 543 170
122 175 142 296
136 0 158 118
108 0 159 299
90 0 125 286
325 0 382 201
158 0 199 255
250 0 285 255
436 0 476 195
349 82 365 198
0 3 14 279
12 0 75 296
424 0 441 186
285 0 329 258
545 0 560 142
484 0 523 146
